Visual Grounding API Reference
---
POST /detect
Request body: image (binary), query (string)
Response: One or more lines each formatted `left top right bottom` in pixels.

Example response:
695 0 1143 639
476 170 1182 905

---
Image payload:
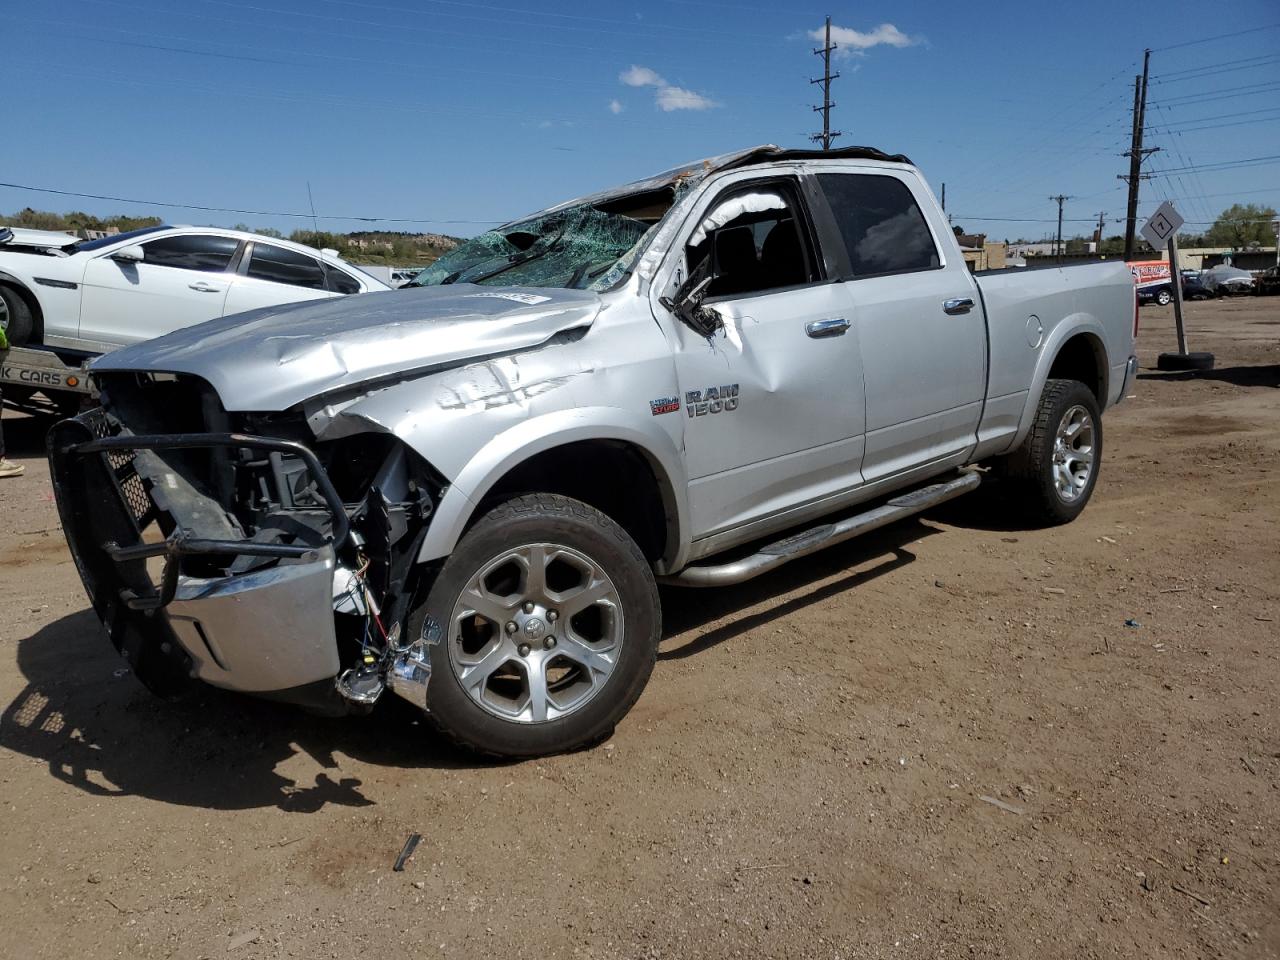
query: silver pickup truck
49 145 1138 758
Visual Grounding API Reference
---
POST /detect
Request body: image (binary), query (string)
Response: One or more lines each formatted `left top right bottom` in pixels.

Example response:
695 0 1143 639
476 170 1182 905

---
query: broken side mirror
660 261 721 337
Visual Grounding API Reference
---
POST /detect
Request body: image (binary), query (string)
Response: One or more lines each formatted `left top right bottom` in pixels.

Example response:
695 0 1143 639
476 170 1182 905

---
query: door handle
188 281 222 293
805 317 850 338
943 297 974 315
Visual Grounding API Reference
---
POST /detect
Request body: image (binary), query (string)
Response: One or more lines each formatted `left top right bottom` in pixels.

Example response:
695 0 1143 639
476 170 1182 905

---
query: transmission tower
810 16 842 150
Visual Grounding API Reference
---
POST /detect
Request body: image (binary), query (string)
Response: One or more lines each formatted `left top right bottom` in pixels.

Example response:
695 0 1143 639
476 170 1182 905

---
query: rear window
817 173 940 277
326 266 361 295
247 243 327 290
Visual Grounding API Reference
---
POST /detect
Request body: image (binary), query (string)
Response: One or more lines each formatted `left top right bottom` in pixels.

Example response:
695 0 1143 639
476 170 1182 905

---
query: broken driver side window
685 183 818 300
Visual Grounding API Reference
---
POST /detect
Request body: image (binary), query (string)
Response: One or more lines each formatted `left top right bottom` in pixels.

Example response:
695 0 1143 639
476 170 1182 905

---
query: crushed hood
92 285 603 411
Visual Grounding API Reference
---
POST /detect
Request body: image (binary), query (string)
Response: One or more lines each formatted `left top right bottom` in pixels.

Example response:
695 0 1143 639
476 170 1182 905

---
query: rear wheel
1155 288 1172 306
997 379 1102 525
0 285 35 346
411 493 660 758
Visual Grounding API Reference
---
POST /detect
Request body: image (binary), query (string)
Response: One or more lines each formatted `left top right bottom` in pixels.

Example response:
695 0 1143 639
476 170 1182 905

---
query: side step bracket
660 471 981 588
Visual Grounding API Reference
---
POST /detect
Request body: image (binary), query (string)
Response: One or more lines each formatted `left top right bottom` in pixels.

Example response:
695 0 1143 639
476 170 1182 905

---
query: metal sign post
1168 233 1188 355
1143 201 1214 372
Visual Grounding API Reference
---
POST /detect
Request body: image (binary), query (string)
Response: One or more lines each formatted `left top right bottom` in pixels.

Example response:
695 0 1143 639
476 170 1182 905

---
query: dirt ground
0 295 1276 960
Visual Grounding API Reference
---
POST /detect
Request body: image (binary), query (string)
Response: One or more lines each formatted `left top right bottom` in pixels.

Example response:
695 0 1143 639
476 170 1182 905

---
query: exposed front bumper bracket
63 430 350 611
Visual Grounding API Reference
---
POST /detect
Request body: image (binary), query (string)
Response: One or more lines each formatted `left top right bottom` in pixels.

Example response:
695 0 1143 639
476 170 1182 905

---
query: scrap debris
393 832 422 872
977 795 1024 816
1170 882 1212 907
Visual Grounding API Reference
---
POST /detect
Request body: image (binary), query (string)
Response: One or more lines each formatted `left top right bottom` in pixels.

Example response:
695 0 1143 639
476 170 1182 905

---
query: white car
0 225 390 351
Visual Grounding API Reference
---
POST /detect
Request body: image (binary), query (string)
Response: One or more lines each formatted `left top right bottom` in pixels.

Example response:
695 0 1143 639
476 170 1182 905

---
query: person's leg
0 387 25 478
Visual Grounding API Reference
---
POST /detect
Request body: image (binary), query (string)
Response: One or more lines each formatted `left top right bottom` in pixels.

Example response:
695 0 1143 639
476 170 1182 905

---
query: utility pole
1120 50 1159 260
1049 194 1073 261
1094 211 1107 255
941 182 946 213
810 16 841 150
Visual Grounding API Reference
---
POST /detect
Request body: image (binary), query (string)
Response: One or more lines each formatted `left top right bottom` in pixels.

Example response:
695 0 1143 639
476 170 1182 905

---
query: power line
1150 80 1280 106
1149 21 1280 51
1149 114 1280 135
1153 52 1280 78
1150 155 1280 175
1147 105 1280 129
0 180 504 225
1149 55 1280 83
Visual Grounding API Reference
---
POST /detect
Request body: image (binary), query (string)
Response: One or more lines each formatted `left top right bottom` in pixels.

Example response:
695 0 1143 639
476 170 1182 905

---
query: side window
817 173 940 277
140 235 239 272
325 266 362 295
246 243 327 290
685 184 816 300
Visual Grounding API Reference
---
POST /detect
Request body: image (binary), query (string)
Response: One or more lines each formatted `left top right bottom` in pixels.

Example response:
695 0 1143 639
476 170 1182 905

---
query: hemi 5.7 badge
649 396 680 416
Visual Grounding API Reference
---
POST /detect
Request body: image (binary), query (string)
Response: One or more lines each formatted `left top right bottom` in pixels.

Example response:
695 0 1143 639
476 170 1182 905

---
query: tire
999 379 1102 525
409 493 660 758
1155 288 1172 306
0 285 35 346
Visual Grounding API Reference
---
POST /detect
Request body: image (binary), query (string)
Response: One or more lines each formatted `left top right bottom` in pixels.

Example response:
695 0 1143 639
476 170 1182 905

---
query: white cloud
620 64 665 88
809 22 922 57
618 63 720 112
655 85 719 112
609 98 625 115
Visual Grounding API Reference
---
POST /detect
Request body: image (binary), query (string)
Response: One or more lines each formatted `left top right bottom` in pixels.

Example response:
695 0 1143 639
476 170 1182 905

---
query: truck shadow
0 510 954 811
0 610 490 814
659 519 936 660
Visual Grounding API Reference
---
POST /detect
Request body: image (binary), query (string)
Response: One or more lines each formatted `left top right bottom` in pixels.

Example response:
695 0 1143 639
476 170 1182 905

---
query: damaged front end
48 372 444 716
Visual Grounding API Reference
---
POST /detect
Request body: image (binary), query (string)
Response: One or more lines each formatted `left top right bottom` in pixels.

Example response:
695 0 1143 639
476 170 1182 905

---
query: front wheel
997 378 1102 525
1155 288 1172 306
410 494 660 758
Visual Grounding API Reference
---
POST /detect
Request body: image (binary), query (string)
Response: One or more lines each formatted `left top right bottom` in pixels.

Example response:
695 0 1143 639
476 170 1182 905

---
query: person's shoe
0 459 25 478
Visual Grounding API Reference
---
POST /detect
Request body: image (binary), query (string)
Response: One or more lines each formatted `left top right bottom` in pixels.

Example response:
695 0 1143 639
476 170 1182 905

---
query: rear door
658 174 866 540
813 168 986 483
223 241 334 316
79 233 239 346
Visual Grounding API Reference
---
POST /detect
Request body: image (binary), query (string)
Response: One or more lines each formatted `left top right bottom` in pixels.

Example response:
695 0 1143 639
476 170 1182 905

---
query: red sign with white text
1129 260 1171 289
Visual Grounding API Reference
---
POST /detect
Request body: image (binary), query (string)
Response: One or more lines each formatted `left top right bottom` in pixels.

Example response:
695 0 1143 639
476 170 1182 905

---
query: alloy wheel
1051 404 1095 502
448 543 624 723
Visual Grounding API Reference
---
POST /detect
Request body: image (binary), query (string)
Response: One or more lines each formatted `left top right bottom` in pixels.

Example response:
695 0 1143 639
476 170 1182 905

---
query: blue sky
3 0 1278 241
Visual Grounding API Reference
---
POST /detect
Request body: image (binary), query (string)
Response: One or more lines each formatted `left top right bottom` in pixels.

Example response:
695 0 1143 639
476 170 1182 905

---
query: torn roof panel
529 144 912 223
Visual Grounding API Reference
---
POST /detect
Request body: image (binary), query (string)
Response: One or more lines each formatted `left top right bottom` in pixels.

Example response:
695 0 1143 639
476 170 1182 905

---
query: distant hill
1 208 461 267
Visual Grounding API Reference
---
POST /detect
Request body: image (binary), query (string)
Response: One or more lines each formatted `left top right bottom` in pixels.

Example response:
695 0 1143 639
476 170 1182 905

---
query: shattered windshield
408 189 673 292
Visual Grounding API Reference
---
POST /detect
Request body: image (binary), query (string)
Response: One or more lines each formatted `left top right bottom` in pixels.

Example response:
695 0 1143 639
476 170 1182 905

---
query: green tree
1204 203 1277 249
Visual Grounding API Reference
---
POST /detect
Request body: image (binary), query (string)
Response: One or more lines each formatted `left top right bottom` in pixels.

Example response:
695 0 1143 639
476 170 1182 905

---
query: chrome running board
660 471 981 588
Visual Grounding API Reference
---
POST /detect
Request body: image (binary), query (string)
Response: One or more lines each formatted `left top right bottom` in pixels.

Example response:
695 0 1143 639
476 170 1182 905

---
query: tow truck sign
0 348 93 394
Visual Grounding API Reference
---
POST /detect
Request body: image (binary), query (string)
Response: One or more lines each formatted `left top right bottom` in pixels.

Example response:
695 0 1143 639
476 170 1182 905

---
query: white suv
0 225 390 351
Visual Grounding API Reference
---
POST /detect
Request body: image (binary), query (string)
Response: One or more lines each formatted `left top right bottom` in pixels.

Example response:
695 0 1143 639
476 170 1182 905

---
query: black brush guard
48 409 351 697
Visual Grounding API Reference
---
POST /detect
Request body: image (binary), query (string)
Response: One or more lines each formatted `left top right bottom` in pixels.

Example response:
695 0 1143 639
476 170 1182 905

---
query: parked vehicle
1136 269 1216 305
49 144 1138 758
1255 263 1280 296
0 225 390 351
1202 264 1256 296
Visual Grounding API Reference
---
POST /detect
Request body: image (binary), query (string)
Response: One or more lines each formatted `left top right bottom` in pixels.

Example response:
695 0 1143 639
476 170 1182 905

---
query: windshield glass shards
408 187 674 292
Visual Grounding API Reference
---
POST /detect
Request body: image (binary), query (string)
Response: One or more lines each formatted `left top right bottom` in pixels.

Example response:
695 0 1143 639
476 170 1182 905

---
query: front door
662 177 866 540
813 169 986 482
79 234 239 347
